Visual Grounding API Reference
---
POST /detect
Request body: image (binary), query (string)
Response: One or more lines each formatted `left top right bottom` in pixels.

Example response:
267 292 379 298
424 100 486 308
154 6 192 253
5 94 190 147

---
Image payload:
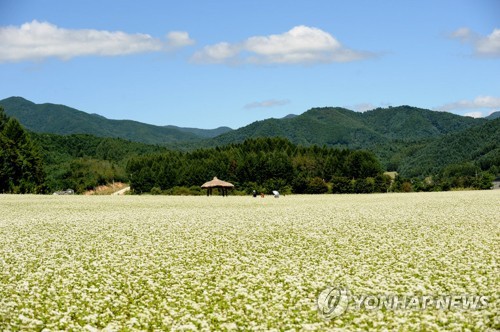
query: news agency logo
317 285 489 320
317 285 350 320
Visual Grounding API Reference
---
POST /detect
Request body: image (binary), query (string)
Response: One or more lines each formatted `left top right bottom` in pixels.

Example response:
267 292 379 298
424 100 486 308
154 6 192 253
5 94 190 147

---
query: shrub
305 177 328 194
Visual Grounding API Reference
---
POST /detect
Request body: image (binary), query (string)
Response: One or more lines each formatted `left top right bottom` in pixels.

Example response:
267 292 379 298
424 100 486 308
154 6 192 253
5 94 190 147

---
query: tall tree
0 107 45 193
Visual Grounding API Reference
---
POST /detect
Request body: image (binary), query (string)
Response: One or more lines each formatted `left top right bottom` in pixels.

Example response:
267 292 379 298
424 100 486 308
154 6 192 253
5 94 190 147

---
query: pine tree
0 107 45 193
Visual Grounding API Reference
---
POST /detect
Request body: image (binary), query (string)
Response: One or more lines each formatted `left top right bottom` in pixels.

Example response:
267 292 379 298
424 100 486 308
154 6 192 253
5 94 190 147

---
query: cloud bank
437 96 500 111
0 20 194 62
436 95 500 118
463 111 484 118
451 27 500 58
192 25 372 65
348 103 376 113
166 31 195 49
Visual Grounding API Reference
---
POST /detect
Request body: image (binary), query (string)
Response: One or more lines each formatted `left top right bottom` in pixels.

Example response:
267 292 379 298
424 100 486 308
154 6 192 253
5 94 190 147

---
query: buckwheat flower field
0 191 498 330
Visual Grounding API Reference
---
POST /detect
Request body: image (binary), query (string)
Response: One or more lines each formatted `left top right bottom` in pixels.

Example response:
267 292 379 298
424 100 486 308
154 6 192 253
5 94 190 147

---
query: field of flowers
0 191 498 330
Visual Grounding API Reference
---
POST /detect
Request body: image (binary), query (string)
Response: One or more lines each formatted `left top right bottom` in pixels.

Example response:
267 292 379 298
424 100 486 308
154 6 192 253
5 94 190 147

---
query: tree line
126 137 392 194
0 106 496 194
0 107 45 193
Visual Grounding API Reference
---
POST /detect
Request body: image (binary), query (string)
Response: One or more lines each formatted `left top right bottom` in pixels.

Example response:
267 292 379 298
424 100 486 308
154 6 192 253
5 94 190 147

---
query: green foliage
210 105 483 151
31 133 170 193
51 158 127 194
0 107 45 193
0 97 204 145
2 97 497 194
291 174 309 194
165 186 205 196
305 177 329 194
150 186 163 195
204 106 492 181
374 174 392 193
345 150 383 178
353 178 375 194
331 177 353 194
486 111 500 120
397 119 500 178
126 137 383 194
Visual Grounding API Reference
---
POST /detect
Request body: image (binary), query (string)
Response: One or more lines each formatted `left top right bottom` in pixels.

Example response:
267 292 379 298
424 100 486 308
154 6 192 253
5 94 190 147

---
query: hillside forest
0 105 498 194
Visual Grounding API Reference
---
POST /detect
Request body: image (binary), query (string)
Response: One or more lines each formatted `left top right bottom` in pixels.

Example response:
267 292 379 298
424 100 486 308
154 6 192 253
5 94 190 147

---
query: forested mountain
0 97 207 144
205 106 492 175
210 106 485 148
486 111 500 120
397 118 500 177
1 97 487 150
1 97 498 194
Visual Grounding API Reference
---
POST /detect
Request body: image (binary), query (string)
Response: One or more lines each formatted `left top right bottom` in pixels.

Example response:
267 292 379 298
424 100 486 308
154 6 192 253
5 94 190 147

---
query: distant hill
2 97 486 150
3 97 496 178
0 97 210 145
210 106 485 149
397 118 500 177
486 111 500 120
164 125 232 138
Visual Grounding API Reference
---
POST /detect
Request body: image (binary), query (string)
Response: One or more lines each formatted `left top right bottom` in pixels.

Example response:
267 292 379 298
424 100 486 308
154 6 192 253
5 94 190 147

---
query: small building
201 177 234 196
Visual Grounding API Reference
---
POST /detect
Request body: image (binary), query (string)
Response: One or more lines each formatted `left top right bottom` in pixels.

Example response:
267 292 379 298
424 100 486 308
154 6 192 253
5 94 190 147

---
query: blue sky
0 1 499 129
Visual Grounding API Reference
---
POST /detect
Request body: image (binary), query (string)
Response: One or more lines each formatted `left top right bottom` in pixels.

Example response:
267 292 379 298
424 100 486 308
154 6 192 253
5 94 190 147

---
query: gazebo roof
201 177 234 188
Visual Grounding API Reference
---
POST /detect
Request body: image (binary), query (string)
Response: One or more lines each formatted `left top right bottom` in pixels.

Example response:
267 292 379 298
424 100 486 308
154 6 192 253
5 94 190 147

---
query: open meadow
0 191 498 330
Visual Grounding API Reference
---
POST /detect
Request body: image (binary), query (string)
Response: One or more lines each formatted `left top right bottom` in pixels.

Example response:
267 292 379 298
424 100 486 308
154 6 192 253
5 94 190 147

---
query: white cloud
451 27 500 57
450 27 475 42
166 31 195 50
464 111 483 118
437 96 500 112
192 25 372 65
476 29 500 56
436 96 500 118
0 20 194 62
348 103 376 113
244 99 290 109
193 42 241 64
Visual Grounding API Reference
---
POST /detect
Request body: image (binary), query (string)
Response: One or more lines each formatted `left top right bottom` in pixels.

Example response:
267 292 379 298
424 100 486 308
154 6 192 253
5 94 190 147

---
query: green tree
331 176 353 194
353 178 375 193
345 150 382 179
305 177 328 194
291 174 308 194
0 108 45 193
373 174 391 193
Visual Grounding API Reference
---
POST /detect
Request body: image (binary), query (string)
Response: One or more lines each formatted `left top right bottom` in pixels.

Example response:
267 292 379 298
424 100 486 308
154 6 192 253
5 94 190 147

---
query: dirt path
112 187 131 195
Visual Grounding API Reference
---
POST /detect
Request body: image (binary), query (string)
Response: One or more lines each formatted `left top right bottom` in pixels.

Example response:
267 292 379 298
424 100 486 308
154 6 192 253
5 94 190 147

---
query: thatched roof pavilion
201 177 234 196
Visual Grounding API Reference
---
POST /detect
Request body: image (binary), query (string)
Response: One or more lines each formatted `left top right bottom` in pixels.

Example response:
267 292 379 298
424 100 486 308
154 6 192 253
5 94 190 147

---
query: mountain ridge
0 96 490 151
0 97 226 144
1 96 498 185
209 105 486 149
486 111 500 120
